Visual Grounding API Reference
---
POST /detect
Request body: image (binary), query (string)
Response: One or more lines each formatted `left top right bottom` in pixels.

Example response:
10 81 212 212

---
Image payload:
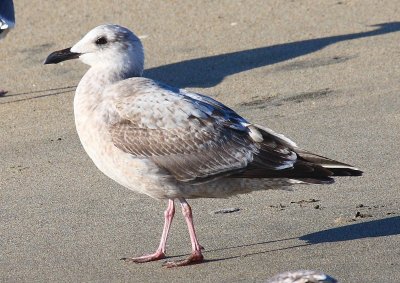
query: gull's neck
74 64 141 120
76 64 140 101
79 64 140 92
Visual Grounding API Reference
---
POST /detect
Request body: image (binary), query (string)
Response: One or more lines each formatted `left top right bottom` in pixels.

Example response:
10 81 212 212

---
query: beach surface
1 1 399 282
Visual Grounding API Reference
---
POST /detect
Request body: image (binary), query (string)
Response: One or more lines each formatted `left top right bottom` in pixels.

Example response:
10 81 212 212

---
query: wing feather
105 78 297 183
104 78 362 185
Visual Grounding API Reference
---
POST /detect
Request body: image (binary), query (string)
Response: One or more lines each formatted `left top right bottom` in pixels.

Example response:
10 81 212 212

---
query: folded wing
105 78 299 183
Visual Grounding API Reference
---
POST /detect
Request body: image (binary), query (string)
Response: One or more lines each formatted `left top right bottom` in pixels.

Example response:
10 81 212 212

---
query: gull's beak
44 47 81 64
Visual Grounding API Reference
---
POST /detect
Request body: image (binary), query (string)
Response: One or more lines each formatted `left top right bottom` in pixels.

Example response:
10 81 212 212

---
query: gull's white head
45 24 144 77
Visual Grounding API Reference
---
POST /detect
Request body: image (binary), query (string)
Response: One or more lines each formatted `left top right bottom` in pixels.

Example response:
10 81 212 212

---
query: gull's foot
0 90 8 96
121 250 166 263
162 250 204 268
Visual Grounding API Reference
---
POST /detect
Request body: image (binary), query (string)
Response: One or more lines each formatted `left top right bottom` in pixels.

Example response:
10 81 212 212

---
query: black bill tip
44 47 81 65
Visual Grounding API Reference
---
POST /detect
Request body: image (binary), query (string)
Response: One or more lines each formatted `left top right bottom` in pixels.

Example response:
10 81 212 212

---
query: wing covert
105 78 298 183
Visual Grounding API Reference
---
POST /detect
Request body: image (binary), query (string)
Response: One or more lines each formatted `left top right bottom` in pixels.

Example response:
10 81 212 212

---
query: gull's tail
233 124 363 184
296 149 363 177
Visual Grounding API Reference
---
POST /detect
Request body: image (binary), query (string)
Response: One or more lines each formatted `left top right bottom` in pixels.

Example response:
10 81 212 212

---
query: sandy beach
1 1 399 282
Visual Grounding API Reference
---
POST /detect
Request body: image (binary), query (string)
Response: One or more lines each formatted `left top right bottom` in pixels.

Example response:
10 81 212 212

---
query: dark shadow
3 85 76 97
163 216 400 263
145 22 400 88
156 242 310 264
204 236 298 253
155 236 298 260
200 243 312 264
300 216 400 244
0 86 76 104
5 23 400 105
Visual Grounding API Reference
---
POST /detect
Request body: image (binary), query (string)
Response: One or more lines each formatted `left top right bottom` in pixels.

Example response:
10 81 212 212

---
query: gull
266 270 337 283
0 0 15 96
0 0 14 40
44 24 362 267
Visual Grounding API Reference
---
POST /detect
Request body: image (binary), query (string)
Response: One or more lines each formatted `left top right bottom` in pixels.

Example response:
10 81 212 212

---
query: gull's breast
73 89 175 199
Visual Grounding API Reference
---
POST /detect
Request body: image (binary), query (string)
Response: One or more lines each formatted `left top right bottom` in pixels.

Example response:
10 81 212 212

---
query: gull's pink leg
123 199 175 263
163 198 204 268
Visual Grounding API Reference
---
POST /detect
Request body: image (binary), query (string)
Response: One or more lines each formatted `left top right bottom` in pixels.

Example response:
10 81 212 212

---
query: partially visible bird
0 0 14 40
266 270 338 283
44 24 362 267
0 0 15 96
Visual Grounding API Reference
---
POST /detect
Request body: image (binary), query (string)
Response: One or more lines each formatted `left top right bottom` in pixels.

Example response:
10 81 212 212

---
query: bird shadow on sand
166 216 400 263
145 22 400 88
3 22 400 104
300 215 400 244
0 85 76 104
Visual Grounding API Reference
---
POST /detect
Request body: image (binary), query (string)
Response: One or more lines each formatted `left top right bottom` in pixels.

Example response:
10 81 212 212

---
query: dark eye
95 36 108 45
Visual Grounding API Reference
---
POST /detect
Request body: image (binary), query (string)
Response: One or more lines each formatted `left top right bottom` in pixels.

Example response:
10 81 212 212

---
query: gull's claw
162 251 204 268
122 250 166 263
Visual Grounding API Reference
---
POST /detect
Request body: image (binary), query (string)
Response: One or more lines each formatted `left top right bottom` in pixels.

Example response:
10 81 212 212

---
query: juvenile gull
44 24 362 267
0 0 15 95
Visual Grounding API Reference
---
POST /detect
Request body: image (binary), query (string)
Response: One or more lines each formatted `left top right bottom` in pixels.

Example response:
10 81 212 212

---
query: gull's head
44 24 144 76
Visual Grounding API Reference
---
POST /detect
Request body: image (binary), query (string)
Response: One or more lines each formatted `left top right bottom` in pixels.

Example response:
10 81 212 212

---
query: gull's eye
95 36 108 45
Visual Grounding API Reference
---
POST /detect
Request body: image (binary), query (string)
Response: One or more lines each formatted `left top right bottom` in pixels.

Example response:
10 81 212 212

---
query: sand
1 1 399 282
